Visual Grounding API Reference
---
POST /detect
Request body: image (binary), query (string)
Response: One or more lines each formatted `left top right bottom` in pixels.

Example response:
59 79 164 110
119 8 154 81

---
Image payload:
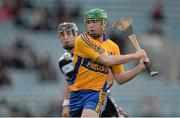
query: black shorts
101 96 119 117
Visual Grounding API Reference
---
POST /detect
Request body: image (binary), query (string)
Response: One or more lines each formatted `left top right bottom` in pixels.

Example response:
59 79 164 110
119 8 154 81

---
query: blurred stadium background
0 0 180 117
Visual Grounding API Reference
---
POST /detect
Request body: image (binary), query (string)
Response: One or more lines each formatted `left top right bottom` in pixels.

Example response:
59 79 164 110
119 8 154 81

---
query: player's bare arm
106 70 115 89
113 58 147 85
62 83 70 117
96 49 147 66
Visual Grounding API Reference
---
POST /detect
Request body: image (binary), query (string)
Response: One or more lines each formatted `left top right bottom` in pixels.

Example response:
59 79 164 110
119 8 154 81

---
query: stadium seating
0 0 180 116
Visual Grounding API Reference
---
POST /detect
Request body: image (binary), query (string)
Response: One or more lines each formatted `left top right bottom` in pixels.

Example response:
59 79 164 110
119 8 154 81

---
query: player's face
85 19 104 38
59 30 75 50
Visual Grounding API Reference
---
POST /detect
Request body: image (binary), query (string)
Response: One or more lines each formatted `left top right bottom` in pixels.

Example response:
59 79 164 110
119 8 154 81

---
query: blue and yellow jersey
68 33 124 91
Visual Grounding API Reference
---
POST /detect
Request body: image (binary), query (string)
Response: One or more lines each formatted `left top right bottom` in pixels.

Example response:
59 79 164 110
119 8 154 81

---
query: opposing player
58 22 77 117
69 8 149 117
58 22 128 117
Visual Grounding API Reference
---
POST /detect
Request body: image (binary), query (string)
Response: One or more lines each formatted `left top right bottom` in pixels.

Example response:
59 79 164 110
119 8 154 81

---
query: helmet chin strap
63 45 74 50
87 31 103 39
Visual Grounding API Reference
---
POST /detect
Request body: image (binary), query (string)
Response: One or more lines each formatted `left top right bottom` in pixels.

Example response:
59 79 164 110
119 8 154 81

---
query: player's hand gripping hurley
113 17 158 76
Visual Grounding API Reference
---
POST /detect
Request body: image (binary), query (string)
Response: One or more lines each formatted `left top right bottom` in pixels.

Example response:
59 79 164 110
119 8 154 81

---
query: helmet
84 8 108 27
58 22 78 36
58 22 78 50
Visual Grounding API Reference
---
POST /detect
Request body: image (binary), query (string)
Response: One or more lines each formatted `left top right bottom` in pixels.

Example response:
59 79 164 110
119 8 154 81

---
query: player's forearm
114 64 144 85
97 53 137 66
62 85 70 107
63 85 70 100
109 54 138 66
107 71 114 89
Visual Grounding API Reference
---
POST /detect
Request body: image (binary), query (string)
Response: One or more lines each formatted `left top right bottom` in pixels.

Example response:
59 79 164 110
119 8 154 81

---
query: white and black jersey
58 52 74 81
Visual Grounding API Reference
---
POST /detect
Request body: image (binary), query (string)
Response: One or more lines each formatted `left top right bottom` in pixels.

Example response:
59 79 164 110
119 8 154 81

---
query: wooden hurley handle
144 62 158 76
128 34 158 76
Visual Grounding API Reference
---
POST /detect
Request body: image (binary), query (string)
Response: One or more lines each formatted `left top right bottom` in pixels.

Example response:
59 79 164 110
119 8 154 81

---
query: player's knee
81 109 99 117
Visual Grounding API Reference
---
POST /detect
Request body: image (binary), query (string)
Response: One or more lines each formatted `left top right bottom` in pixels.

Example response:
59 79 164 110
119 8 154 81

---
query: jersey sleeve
58 60 65 74
75 34 104 60
58 60 71 81
110 43 125 74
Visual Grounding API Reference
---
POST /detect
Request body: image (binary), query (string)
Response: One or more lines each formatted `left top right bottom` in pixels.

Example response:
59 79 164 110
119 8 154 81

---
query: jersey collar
103 34 109 41
85 33 109 41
